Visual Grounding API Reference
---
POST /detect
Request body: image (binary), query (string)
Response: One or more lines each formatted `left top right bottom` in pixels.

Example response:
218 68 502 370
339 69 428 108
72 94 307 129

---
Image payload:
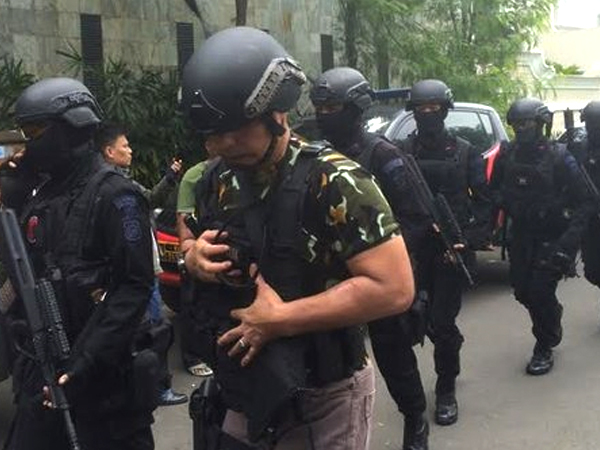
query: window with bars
320 34 333 71
80 14 103 93
176 22 194 72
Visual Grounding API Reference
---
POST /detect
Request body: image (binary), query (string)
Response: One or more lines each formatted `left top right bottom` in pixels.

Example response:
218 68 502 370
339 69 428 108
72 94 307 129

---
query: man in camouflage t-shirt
181 27 414 450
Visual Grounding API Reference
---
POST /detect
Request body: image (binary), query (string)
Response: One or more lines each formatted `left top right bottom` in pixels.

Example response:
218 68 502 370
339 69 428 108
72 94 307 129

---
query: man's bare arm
218 235 414 365
270 235 413 336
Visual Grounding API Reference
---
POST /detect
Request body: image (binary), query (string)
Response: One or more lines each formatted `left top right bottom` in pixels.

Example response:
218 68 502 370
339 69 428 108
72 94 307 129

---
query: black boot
526 343 554 376
403 415 429 450
435 393 458 426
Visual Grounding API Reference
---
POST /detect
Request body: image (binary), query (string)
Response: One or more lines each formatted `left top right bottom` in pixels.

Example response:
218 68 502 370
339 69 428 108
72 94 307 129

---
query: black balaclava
21 121 95 178
513 122 543 148
316 104 362 150
414 108 447 137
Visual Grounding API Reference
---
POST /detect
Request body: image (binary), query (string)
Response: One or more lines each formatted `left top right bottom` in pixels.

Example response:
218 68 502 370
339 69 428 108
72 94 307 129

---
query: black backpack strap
240 144 326 275
355 133 386 172
58 165 120 261
194 157 224 222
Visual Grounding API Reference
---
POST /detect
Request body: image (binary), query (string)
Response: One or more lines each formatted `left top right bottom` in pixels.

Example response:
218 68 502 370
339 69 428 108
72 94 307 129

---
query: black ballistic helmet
506 97 552 126
581 100 600 124
15 77 103 127
406 79 454 111
181 27 306 135
310 67 373 112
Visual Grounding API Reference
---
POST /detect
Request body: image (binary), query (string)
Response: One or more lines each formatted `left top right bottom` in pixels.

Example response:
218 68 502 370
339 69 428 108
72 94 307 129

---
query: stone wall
0 0 340 79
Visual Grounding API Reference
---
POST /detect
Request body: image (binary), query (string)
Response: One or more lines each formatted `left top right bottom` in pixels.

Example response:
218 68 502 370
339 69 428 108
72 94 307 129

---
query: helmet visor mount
245 57 306 118
191 57 305 136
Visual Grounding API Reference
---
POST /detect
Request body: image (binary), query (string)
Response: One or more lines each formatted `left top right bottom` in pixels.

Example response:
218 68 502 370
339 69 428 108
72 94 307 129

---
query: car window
389 110 495 153
392 116 417 141
446 111 494 153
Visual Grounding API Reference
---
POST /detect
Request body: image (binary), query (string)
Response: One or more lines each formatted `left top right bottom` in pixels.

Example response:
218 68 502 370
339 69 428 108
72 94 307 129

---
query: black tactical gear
15 77 102 128
192 145 367 443
581 100 600 123
506 97 552 146
406 79 454 111
310 67 373 112
506 98 552 126
347 132 429 409
181 27 306 136
573 102 600 289
5 79 155 450
313 81 430 445
490 133 594 370
407 79 454 137
403 133 489 238
401 110 491 425
311 67 374 153
14 78 102 177
582 100 600 146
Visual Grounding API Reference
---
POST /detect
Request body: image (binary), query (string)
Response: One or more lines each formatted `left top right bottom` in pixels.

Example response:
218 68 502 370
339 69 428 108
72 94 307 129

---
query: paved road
3 251 600 449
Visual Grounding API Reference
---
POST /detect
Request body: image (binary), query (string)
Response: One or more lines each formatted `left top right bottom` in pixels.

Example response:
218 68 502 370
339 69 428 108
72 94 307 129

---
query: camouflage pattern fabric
211 142 399 265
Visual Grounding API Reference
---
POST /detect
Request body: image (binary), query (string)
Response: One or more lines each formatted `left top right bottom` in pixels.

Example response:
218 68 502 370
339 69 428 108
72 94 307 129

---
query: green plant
57 47 204 187
547 60 584 76
0 55 36 129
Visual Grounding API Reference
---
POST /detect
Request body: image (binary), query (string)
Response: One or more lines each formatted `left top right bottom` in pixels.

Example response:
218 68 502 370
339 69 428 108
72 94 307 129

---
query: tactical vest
583 140 600 191
405 133 472 226
353 132 388 171
501 141 570 233
19 157 120 339
193 144 367 442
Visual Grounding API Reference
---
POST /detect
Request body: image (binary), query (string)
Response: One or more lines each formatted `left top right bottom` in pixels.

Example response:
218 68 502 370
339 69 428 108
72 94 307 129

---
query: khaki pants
222 363 375 450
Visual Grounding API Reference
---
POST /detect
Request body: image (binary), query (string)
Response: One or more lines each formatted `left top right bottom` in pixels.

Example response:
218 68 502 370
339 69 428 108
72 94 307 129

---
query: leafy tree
338 0 418 87
408 0 558 112
338 0 558 114
58 48 203 187
0 55 36 130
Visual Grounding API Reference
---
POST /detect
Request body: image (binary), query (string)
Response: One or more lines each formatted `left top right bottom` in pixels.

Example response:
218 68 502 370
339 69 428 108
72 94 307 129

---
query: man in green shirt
176 160 213 377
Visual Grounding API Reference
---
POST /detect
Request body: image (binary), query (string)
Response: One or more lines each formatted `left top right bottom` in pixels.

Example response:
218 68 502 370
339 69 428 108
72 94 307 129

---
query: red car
155 210 184 312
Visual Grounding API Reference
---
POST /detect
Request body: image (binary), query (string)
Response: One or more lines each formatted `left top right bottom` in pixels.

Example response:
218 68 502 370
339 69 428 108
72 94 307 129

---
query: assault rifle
403 154 475 286
0 208 81 450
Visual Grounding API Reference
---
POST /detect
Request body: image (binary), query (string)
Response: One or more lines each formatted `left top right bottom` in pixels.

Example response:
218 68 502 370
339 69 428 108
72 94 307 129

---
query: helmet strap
256 114 285 166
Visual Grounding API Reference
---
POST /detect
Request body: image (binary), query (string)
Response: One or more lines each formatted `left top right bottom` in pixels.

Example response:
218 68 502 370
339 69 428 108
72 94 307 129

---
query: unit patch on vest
26 215 39 245
516 176 529 186
113 194 142 243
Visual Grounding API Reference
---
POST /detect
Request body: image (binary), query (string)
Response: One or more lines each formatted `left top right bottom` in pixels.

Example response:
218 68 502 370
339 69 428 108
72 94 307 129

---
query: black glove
536 242 576 277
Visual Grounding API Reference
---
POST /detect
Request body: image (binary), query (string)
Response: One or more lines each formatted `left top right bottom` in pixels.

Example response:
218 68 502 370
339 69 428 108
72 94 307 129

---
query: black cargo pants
507 234 563 349
368 315 426 418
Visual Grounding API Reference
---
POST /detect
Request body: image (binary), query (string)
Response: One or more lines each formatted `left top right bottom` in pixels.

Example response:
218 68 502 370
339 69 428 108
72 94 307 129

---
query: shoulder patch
113 194 143 243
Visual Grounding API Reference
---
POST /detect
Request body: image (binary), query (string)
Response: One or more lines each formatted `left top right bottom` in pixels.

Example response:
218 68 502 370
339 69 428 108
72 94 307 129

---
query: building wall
517 51 600 132
539 27 600 76
0 0 340 79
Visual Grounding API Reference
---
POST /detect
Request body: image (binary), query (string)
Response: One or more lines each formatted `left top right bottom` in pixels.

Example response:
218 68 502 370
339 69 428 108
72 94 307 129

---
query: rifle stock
0 208 81 450
403 154 474 286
